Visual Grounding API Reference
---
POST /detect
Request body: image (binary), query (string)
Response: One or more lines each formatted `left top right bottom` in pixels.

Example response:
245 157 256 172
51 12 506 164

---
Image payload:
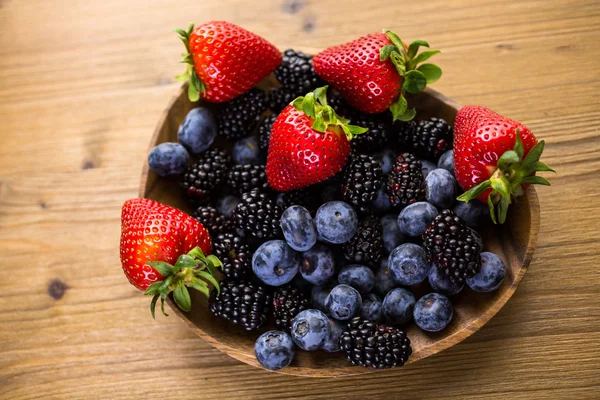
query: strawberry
175 21 281 103
454 106 555 223
120 198 222 318
266 86 367 191
313 30 442 121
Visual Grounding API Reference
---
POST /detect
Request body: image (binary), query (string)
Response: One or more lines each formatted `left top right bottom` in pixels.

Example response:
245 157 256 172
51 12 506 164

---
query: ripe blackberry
340 317 412 369
193 206 234 236
342 216 383 267
399 118 453 160
275 187 319 215
258 114 277 151
217 89 267 140
228 164 269 195
423 209 482 284
350 115 391 153
275 49 323 95
209 279 272 331
272 286 310 333
213 232 251 280
327 90 355 120
234 189 282 239
180 148 230 204
267 87 296 114
386 153 425 208
342 154 383 208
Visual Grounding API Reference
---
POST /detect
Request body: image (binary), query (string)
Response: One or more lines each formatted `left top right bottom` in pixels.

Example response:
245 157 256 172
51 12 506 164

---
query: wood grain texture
1 0 600 398
141 85 540 377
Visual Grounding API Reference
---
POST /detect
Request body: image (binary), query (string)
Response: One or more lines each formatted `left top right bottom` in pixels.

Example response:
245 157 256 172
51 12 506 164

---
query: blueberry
414 293 453 332
398 202 439 237
291 309 331 350
314 201 358 244
388 243 430 285
466 252 506 292
437 150 454 174
177 107 217 154
322 318 346 352
325 284 363 320
381 214 405 254
361 293 383 321
372 184 392 213
338 264 375 294
454 201 490 228
421 159 437 179
374 258 397 296
232 136 262 165
300 243 335 285
254 330 295 370
425 168 457 209
281 206 318 252
147 142 189 177
216 195 240 219
383 288 416 325
428 265 464 296
374 149 397 175
252 240 299 286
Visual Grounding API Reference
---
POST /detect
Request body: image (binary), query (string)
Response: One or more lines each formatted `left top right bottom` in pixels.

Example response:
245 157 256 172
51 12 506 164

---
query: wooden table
1 0 599 398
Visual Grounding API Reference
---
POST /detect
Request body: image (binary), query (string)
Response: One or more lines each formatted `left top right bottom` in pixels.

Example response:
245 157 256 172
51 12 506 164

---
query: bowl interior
139 85 540 377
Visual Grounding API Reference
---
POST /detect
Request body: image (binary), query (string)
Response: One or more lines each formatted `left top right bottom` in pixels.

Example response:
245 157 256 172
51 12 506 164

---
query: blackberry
193 206 234 236
234 189 282 239
209 279 272 331
275 187 319 215
213 232 251 280
423 209 482 284
342 154 383 208
275 49 323 95
350 115 391 153
340 317 412 369
228 164 269 195
395 120 417 148
272 286 310 333
258 114 277 151
180 148 230 204
399 118 453 160
217 89 267 140
342 216 383 267
267 87 296 114
327 90 355 120
386 153 425 208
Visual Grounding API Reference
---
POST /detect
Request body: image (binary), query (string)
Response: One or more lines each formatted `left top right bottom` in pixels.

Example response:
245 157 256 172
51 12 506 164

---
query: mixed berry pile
124 21 553 372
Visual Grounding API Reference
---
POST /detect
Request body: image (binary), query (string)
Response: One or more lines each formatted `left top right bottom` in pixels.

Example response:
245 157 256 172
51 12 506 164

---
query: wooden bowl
139 84 540 377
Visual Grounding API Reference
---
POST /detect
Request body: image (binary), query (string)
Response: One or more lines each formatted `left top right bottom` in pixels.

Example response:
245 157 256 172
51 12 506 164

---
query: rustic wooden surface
1 0 599 398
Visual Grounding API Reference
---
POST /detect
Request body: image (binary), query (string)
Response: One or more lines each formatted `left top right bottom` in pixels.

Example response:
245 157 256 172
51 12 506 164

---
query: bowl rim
138 84 540 377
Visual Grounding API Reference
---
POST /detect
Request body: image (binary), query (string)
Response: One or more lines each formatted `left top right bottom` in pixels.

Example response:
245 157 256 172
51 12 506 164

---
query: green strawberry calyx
175 23 206 102
457 129 555 224
380 30 443 122
291 86 368 141
143 246 222 319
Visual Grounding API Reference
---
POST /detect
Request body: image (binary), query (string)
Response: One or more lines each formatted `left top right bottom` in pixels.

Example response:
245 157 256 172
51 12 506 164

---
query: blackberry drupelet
342 216 383 267
234 189 282 239
193 206 234 236
276 187 320 215
423 209 482 284
342 154 383 208
180 148 230 204
258 114 277 151
340 317 412 369
395 120 417 149
217 89 267 140
399 118 453 160
350 115 391 153
327 90 355 120
228 164 269 195
209 279 272 331
272 286 310 333
274 49 323 95
267 87 296 114
213 232 251 280
386 153 425 208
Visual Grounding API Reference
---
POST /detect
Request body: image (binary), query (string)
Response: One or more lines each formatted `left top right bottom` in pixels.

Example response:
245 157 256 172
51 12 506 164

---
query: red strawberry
120 198 222 317
266 86 367 191
175 21 281 103
454 106 554 223
313 30 442 121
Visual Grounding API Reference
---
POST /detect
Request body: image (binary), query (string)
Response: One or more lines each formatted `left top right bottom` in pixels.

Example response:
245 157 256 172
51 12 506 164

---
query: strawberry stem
174 23 206 102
